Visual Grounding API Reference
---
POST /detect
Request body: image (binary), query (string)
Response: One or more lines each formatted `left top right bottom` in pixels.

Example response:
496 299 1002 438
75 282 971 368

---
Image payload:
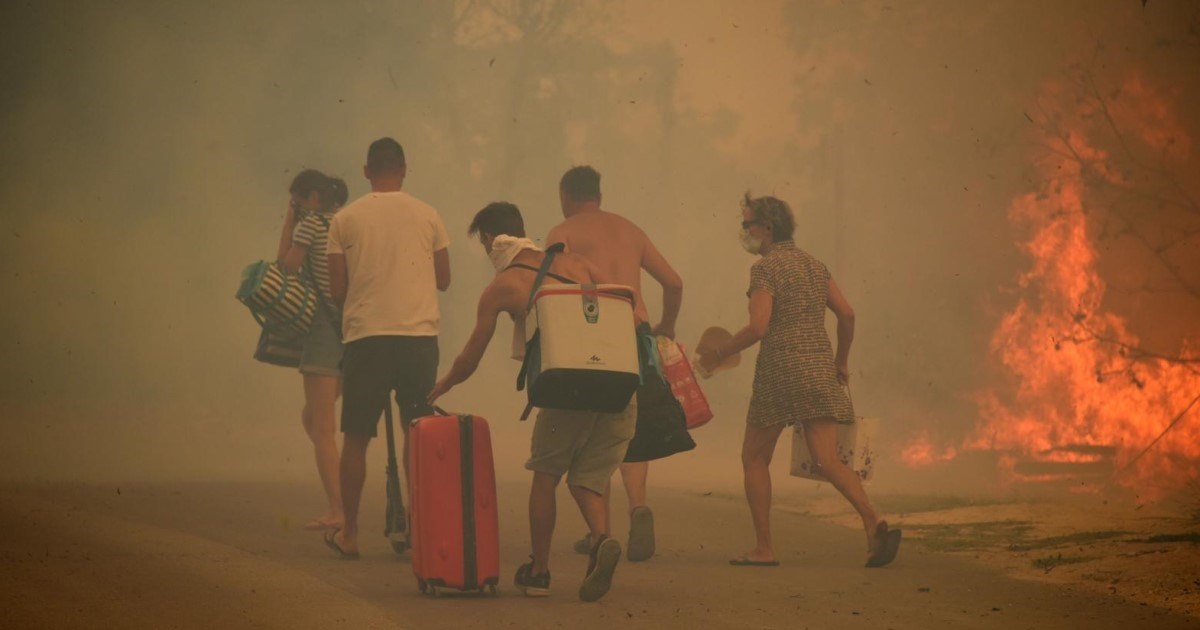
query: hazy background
1 1 1196 498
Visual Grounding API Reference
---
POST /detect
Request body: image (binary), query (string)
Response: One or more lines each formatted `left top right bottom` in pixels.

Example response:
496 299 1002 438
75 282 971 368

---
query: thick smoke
1 0 1196 495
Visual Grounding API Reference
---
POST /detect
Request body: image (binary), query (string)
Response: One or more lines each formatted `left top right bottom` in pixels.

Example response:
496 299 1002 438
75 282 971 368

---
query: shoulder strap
515 243 566 399
505 262 578 285
524 243 567 313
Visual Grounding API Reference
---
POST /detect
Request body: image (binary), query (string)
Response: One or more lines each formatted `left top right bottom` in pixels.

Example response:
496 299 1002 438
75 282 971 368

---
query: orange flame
899 431 958 469
901 72 1200 500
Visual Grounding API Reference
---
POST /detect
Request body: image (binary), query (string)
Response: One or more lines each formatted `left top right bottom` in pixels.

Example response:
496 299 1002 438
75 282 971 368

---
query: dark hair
366 137 406 174
559 165 601 201
468 202 525 238
742 192 795 241
329 178 349 207
289 169 348 211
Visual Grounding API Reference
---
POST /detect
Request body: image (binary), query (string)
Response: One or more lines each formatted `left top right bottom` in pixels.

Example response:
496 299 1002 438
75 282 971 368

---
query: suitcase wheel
391 539 409 555
487 584 498 596
417 577 428 594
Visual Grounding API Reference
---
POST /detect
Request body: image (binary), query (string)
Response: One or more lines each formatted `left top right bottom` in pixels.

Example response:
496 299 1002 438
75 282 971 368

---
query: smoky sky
1 0 1196 487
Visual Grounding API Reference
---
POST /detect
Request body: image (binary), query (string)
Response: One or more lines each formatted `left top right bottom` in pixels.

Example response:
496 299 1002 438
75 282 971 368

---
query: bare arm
640 236 684 339
428 284 505 402
698 289 773 372
276 203 298 260
826 278 855 385
279 244 307 274
434 247 451 292
328 253 348 308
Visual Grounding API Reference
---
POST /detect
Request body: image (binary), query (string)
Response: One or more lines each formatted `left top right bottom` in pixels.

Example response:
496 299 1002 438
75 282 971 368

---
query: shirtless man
545 166 688 563
427 202 634 602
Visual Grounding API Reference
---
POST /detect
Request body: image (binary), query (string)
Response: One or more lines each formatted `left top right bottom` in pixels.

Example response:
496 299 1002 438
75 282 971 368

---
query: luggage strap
514 243 566 420
522 242 567 313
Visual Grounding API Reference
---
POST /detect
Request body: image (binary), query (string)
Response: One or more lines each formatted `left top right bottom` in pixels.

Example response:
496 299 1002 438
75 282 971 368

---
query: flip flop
877 529 902 567
866 521 901 568
324 528 360 560
729 556 780 567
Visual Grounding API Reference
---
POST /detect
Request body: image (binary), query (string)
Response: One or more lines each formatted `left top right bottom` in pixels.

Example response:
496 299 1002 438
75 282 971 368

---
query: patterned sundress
746 240 855 427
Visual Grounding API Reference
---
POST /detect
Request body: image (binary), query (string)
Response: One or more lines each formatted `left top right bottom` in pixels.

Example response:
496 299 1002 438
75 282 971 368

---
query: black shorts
340 335 439 437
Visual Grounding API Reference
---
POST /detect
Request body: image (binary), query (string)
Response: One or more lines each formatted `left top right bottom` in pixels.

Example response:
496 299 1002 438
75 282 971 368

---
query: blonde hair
742 192 794 240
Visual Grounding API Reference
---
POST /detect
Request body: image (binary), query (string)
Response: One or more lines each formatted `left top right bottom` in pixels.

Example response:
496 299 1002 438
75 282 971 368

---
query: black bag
622 332 696 462
254 328 303 367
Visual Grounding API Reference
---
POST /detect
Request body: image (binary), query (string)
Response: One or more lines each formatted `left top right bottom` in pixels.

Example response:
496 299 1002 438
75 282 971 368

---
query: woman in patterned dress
278 169 349 531
698 193 899 568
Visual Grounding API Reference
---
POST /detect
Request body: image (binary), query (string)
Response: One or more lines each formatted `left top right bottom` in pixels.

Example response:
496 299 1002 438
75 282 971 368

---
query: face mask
739 228 763 254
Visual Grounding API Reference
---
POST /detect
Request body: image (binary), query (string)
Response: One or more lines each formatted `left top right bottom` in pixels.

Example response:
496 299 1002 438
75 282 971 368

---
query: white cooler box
520 284 640 413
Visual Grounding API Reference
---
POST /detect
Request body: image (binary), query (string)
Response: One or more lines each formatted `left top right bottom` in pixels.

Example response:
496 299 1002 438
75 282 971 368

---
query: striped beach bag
236 260 316 337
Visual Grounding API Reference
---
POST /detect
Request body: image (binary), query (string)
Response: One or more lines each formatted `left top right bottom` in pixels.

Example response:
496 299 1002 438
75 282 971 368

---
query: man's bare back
546 212 647 323
547 210 680 333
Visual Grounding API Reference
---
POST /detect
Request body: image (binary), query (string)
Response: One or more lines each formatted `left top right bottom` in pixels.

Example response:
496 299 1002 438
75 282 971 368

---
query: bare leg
601 476 613 533
529 472 561 575
302 374 343 527
620 461 655 561
802 419 880 548
618 461 648 511
335 432 371 554
569 483 609 542
740 423 785 562
572 482 621 602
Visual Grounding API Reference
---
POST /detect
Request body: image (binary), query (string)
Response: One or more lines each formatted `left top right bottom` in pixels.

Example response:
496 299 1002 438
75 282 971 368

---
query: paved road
1 477 1196 629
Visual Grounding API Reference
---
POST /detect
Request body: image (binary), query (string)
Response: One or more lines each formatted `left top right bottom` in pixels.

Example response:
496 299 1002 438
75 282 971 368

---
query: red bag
656 337 713 429
408 412 501 596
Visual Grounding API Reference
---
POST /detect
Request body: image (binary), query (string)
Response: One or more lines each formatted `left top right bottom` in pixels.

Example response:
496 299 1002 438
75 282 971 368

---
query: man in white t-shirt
323 137 450 558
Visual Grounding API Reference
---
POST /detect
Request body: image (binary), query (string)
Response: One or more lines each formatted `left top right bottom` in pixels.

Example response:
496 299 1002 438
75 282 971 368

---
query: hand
427 377 453 405
650 322 675 340
836 360 850 386
697 348 721 374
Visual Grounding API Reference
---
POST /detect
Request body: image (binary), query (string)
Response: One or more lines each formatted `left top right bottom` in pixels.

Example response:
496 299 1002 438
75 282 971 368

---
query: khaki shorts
525 394 637 494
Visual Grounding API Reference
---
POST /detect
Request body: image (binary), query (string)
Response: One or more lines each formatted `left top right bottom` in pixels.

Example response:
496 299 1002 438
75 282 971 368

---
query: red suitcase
408 412 501 596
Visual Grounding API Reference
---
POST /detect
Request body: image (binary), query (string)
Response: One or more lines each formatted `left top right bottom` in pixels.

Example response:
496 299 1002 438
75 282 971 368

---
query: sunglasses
741 220 762 229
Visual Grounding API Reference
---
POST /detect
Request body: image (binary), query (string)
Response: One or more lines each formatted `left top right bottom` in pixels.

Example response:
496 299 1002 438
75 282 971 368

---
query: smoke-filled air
2 0 1198 627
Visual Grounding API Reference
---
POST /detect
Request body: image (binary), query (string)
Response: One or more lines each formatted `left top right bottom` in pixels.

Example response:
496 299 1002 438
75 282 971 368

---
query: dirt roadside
792 485 1200 619
2 478 1197 629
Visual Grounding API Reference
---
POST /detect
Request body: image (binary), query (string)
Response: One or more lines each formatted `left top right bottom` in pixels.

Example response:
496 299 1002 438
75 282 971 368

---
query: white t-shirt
326 191 450 342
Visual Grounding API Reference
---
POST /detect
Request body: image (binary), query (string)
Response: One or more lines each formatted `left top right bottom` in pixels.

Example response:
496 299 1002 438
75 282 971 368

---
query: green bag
236 260 316 337
254 328 303 368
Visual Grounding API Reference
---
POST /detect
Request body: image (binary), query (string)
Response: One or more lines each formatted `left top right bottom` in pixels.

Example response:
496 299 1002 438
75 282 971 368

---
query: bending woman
277 169 349 531
698 193 900 568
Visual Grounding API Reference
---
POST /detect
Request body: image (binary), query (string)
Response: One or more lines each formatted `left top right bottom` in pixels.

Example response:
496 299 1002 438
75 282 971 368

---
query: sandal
865 521 901 568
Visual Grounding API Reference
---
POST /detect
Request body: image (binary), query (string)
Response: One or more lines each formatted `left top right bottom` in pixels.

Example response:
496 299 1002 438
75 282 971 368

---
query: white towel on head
489 235 542 274
488 235 543 360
